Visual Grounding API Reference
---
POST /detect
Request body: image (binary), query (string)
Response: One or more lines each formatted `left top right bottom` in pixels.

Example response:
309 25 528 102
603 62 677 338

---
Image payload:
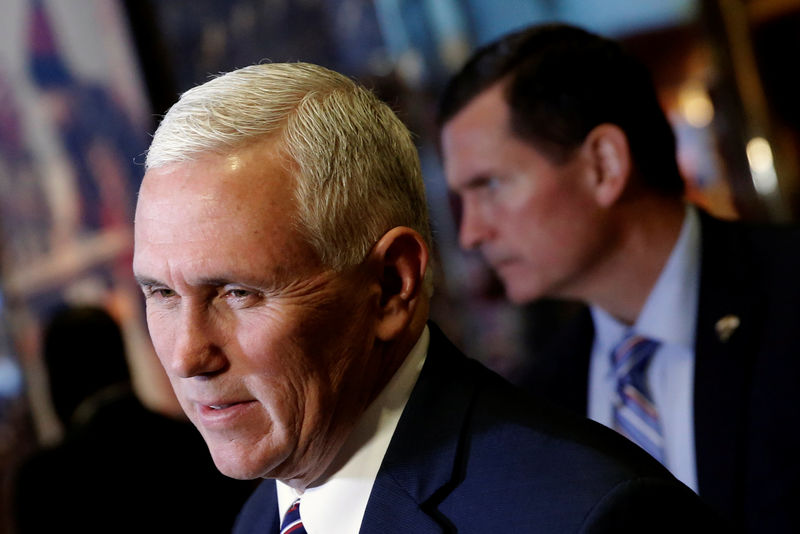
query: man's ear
581 123 631 207
368 227 429 342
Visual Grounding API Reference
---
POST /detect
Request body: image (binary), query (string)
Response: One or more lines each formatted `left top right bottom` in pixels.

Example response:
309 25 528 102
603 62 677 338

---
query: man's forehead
447 83 511 132
139 143 294 209
133 143 320 280
440 88 512 188
141 152 253 194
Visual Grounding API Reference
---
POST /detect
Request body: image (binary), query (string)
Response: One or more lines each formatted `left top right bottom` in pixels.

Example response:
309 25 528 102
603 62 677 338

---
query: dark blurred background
0 1 798 531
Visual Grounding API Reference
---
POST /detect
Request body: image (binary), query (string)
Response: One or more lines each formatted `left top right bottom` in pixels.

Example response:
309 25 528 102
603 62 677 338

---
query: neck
580 196 686 325
294 304 430 491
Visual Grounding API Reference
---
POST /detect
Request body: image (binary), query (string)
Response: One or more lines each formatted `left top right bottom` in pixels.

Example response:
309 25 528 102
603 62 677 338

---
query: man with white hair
133 61 720 532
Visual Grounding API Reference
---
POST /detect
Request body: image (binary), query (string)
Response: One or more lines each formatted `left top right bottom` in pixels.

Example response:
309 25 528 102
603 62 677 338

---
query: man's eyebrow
135 275 264 288
134 275 161 288
134 274 281 294
461 173 495 190
195 277 238 287
133 275 231 287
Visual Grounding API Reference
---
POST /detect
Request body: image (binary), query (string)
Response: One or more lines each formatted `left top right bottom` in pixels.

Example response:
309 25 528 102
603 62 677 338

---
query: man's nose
169 306 227 378
458 199 493 251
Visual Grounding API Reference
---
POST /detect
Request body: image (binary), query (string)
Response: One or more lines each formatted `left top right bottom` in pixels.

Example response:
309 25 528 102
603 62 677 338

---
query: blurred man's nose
458 199 493 251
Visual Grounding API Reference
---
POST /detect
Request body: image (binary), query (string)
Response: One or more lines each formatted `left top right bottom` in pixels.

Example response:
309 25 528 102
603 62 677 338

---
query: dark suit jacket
523 211 800 532
234 324 722 533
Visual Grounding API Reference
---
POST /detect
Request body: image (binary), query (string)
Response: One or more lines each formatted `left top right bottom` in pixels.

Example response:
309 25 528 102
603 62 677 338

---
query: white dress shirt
276 326 429 533
588 206 700 492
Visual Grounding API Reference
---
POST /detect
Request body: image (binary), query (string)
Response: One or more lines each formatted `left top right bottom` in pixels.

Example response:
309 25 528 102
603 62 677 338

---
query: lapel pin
715 314 740 342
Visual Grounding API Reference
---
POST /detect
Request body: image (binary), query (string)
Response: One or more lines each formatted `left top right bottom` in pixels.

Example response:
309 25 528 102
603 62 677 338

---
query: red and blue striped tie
280 499 307 534
611 333 666 464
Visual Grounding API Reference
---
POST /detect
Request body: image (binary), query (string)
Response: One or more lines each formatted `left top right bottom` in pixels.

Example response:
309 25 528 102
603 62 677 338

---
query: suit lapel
359 324 478 534
693 212 762 515
235 479 280 533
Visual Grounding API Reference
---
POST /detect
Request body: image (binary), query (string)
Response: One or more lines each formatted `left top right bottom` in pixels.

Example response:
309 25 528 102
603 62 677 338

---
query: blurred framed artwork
0 3 169 516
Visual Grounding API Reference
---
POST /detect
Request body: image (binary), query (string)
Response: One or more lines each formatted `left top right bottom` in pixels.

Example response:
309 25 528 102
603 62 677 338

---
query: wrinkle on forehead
135 188 226 246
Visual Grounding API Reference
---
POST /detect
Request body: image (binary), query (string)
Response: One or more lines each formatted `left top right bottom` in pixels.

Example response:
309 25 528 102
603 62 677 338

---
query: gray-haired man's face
133 141 382 487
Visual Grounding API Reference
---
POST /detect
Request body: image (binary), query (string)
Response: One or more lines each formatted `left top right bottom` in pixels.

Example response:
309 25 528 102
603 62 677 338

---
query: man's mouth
196 400 258 427
488 256 516 271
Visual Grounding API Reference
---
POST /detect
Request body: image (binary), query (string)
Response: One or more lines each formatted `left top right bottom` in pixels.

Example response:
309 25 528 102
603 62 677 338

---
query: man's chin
210 455 261 480
492 264 541 304
207 443 278 481
500 277 543 304
505 289 538 305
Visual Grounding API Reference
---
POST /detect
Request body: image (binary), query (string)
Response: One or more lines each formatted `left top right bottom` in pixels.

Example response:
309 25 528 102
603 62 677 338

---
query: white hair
146 62 433 292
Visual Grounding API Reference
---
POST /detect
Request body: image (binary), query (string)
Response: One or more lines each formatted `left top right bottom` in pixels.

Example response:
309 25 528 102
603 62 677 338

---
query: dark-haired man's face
441 83 613 304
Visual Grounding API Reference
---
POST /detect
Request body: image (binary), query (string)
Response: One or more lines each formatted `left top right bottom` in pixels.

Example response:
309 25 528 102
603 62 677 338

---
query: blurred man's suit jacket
525 211 800 532
234 324 721 533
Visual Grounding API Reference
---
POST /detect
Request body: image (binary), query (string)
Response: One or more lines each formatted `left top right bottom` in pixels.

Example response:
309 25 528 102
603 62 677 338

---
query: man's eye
473 176 500 194
142 286 177 301
223 287 263 305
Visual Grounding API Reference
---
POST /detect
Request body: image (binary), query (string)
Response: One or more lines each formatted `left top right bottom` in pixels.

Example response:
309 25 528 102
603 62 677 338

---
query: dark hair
437 23 684 196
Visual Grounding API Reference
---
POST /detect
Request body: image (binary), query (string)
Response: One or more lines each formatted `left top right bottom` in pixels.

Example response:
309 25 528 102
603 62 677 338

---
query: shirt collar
592 205 701 350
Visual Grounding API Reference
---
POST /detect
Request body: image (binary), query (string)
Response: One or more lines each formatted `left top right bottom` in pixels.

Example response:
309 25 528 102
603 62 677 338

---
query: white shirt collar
276 325 430 534
592 205 701 349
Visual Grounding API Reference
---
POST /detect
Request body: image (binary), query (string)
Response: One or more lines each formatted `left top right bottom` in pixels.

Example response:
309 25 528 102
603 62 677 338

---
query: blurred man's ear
367 227 429 341
582 123 631 207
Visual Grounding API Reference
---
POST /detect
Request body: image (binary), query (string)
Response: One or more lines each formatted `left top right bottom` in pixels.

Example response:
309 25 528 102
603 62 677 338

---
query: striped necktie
611 333 666 464
280 499 307 534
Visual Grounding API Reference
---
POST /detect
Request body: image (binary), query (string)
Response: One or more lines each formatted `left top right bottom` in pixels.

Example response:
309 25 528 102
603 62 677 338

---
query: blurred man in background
438 23 800 532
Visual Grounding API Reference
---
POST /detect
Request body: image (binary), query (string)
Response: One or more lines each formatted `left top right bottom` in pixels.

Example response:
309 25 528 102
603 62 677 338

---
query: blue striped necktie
611 333 666 464
280 499 307 534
